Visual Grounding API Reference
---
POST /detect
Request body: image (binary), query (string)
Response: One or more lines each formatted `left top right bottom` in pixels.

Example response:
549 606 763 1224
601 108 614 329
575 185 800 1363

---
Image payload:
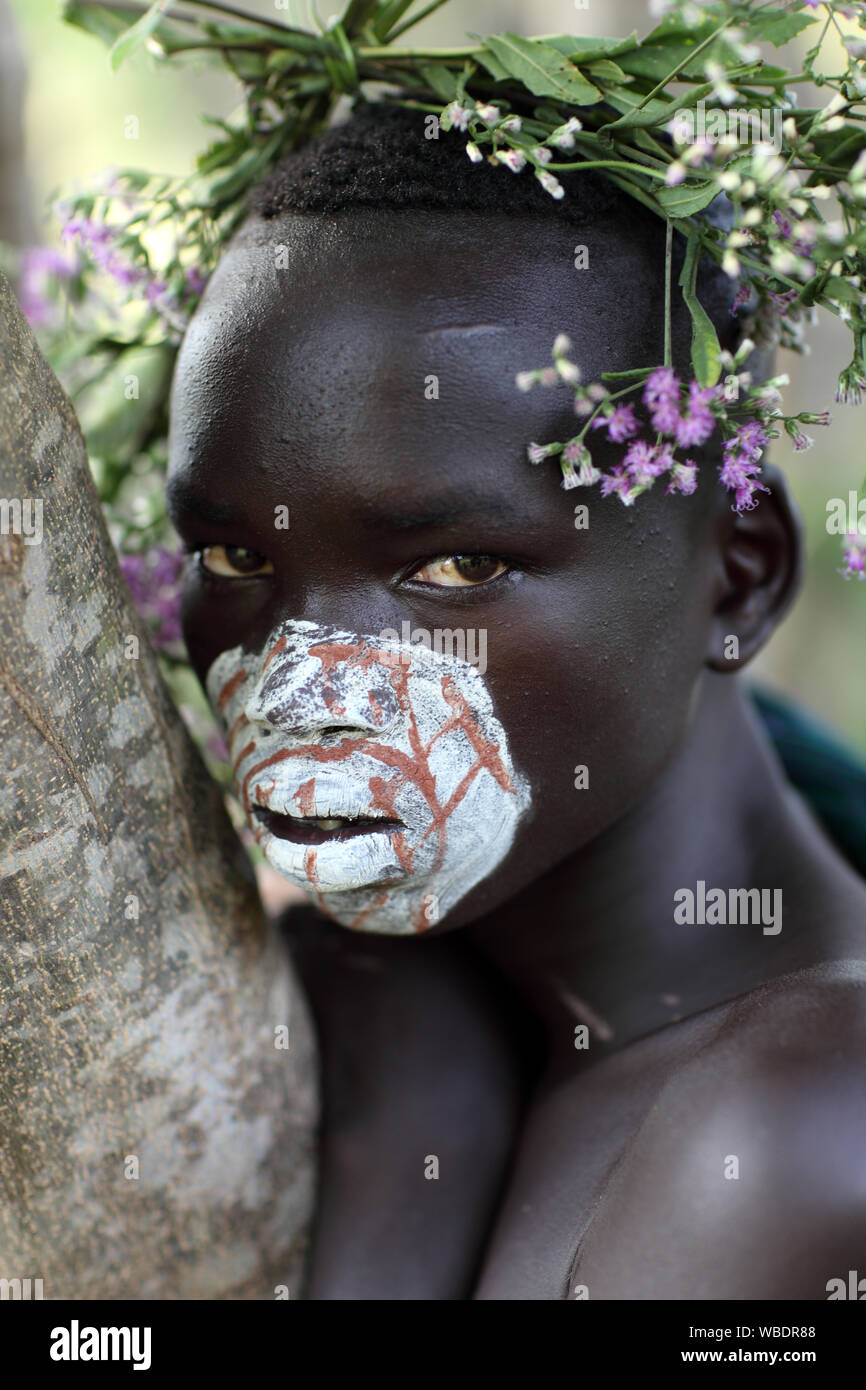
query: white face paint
205 619 531 935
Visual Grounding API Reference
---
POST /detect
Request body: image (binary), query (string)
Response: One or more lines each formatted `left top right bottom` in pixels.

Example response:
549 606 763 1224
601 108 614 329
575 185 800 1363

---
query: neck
467 673 851 1066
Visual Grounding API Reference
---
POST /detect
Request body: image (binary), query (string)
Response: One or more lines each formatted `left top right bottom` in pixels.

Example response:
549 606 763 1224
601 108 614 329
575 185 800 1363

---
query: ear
706 463 803 672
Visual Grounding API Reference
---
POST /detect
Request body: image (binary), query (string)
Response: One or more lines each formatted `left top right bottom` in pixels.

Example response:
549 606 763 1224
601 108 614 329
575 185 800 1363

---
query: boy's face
167 207 725 934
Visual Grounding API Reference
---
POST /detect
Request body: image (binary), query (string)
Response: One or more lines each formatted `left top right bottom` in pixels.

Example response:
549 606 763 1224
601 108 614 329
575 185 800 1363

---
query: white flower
822 91 848 118
500 115 523 134
550 116 582 151
536 169 565 199
443 102 472 132
734 338 756 365
553 333 573 356
475 103 502 124
750 144 784 184
532 145 553 164
556 358 581 385
705 59 737 106
495 148 527 173
527 441 561 464
465 141 483 163
851 150 866 181
666 161 687 186
716 170 741 192
668 113 694 145
515 371 537 392
722 250 740 277
683 139 713 167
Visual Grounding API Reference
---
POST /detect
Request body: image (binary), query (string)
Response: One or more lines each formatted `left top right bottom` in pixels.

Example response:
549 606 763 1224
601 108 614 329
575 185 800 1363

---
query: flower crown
15 0 866 608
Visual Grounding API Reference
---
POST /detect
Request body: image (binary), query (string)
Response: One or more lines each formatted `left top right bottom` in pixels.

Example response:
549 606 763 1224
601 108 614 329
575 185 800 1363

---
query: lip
253 805 405 847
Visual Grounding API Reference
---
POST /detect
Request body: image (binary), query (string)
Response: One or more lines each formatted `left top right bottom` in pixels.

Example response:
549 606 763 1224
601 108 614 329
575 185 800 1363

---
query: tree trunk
0 271 318 1299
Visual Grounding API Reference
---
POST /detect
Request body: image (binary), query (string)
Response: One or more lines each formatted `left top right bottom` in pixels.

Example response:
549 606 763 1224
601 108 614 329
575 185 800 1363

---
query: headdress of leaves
18 0 866 601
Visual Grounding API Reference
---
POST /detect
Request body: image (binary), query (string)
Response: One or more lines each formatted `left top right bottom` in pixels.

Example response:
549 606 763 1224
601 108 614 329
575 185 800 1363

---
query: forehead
168 207 662 510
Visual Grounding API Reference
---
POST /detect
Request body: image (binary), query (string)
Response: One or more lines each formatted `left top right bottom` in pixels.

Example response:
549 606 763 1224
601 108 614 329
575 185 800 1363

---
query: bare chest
473 1024 708 1299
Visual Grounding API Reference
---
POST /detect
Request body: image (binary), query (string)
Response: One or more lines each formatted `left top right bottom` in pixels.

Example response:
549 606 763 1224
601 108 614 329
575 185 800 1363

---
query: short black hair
249 100 748 351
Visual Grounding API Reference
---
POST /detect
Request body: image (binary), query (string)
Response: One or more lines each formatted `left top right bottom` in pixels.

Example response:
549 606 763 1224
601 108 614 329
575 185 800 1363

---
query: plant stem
546 159 669 180
664 220 673 370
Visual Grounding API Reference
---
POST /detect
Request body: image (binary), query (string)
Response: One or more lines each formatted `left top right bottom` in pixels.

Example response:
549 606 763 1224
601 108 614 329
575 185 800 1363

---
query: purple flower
599 465 641 506
119 545 185 651
772 209 793 240
644 367 680 408
731 419 769 459
623 439 667 484
651 399 682 436
719 420 771 510
767 286 800 315
17 244 79 327
730 282 752 316
185 265 208 295
841 532 866 579
643 368 683 435
674 381 717 448
718 452 769 512
592 403 640 442
666 460 699 495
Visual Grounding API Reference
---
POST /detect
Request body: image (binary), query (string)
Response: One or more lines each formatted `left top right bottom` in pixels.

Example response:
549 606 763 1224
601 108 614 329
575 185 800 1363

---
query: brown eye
411 554 507 587
199 544 274 578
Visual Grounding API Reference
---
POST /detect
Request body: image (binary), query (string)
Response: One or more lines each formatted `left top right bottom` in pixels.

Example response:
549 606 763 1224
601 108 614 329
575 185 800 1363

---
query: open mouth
252 805 404 846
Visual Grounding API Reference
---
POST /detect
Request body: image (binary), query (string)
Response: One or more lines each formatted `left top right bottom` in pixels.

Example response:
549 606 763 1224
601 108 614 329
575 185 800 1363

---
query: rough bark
0 270 319 1299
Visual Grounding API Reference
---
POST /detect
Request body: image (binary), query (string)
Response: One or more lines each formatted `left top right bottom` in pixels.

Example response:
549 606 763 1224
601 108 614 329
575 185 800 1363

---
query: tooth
312 818 343 830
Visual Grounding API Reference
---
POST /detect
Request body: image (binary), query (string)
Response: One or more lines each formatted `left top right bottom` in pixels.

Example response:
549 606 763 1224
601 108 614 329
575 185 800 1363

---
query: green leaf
617 38 714 83
538 32 640 64
585 58 630 84
597 84 688 133
340 0 381 38
267 49 306 74
109 0 176 72
76 345 174 462
656 179 720 217
472 46 510 82
825 276 862 305
678 226 721 388
743 10 819 48
62 2 130 47
481 34 601 105
418 62 460 102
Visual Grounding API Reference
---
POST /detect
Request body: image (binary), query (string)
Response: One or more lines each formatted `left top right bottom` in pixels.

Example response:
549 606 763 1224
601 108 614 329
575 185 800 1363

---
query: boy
166 104 866 1299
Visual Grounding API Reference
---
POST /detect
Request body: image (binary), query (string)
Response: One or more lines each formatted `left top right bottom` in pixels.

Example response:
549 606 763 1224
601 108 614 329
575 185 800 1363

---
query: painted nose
243 638 402 738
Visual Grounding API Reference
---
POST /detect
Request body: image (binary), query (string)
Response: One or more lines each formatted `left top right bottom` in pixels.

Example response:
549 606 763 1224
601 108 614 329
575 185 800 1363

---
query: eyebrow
167 474 533 539
360 491 527 533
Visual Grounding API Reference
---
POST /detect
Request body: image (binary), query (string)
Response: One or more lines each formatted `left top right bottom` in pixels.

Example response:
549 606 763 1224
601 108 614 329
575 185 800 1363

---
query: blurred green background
4 0 866 753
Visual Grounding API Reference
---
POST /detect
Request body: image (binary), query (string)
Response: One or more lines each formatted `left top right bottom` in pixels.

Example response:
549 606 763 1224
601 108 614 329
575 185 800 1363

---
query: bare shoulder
571 960 866 1301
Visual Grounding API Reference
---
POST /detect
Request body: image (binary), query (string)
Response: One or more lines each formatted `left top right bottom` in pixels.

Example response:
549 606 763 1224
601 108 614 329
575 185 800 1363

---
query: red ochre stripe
217 667 248 710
